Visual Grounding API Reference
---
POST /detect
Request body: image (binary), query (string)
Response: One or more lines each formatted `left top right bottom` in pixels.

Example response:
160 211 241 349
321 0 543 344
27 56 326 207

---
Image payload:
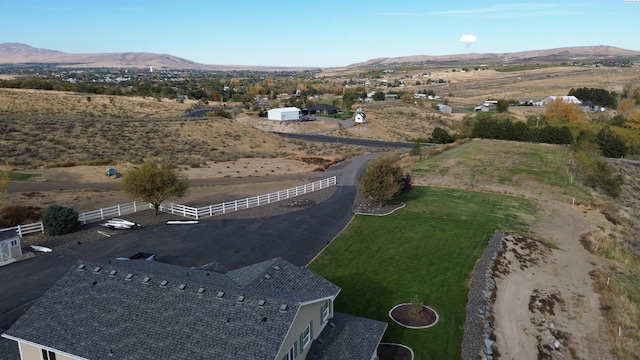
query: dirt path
493 200 612 359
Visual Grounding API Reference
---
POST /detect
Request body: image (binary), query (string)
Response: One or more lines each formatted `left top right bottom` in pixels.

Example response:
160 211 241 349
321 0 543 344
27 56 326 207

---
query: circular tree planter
377 343 414 360
389 303 439 329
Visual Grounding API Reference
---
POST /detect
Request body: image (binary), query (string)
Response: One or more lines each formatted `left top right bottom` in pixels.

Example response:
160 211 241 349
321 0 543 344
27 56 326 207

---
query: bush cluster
41 205 80 236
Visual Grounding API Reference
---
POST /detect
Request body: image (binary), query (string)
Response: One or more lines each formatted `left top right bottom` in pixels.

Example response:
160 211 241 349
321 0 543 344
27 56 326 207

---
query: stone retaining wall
461 230 504 360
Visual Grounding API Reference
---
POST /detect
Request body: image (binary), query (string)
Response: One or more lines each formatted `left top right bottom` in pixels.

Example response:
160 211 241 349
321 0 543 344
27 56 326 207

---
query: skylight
216 291 225 298
93 266 102 273
125 273 134 281
142 277 151 284
197 287 205 294
257 299 266 306
279 304 288 312
77 264 86 270
237 295 245 302
178 284 186 291
109 270 117 276
160 280 168 287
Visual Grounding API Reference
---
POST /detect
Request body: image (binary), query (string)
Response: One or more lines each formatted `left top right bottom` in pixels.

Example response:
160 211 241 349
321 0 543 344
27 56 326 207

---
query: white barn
267 107 301 121
542 96 582 105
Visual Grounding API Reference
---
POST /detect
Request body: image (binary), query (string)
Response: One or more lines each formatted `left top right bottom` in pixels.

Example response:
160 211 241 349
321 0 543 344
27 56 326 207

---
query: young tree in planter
360 156 412 207
121 160 189 215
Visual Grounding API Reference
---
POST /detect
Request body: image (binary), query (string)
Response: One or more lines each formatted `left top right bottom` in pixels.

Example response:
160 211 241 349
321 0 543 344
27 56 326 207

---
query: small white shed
0 231 22 262
354 112 366 124
267 107 301 121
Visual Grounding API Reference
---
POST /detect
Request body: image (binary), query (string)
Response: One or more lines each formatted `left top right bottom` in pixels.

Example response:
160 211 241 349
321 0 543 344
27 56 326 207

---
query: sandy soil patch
493 202 613 359
236 116 341 134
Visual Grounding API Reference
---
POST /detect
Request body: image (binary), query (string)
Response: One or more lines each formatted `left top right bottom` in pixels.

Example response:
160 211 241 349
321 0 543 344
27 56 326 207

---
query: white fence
78 201 152 225
0 176 337 237
160 176 337 220
0 223 44 238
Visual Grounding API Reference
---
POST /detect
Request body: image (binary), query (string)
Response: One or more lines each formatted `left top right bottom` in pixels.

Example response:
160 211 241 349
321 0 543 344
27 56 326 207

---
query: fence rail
160 176 337 220
0 176 337 237
0 222 44 238
78 201 152 224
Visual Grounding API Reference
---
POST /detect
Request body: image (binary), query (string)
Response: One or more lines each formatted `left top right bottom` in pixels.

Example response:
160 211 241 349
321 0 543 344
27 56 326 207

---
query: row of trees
460 114 573 145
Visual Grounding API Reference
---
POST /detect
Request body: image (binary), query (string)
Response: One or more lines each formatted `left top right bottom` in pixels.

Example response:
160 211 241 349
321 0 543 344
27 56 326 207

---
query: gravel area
461 230 504 360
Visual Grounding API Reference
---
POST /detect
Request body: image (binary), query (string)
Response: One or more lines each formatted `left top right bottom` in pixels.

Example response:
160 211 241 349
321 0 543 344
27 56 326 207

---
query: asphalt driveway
0 153 380 331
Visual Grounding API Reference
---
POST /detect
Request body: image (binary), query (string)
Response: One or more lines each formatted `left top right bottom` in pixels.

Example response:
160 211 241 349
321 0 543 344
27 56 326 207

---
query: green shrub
41 205 80 235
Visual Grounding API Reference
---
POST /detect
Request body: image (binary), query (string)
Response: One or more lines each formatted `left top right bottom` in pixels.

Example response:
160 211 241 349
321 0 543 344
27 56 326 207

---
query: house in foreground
1 257 386 360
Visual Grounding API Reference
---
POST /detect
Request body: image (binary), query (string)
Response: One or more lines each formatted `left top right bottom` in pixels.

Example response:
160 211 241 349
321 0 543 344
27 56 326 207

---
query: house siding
276 300 331 360
17 342 78 360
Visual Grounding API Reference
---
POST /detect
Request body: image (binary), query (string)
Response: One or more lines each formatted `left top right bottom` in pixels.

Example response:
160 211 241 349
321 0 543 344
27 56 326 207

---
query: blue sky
1 0 639 67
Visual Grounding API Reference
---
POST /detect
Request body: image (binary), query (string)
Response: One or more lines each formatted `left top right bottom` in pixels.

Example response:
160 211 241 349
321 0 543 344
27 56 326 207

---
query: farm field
309 186 536 359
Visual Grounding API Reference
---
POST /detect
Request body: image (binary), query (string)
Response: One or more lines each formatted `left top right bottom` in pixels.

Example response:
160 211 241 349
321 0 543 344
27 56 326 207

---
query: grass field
7 172 39 181
308 186 536 360
411 139 591 203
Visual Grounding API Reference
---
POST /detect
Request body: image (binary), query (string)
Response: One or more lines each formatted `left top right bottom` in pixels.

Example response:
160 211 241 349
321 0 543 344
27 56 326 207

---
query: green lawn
309 186 536 360
7 171 40 181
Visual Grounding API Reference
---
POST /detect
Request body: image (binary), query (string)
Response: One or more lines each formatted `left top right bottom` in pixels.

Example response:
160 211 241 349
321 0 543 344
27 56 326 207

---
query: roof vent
125 273 134 281
142 277 151 284
197 287 205 294
279 304 288 312
262 317 267 322
160 280 168 287
237 295 245 302
257 299 266 306
109 270 118 277
317 338 325 345
328 322 336 329
77 264 86 270
93 266 102 273
216 291 225 298
264 274 271 280
273 265 281 271
178 284 186 291
92 281 98 286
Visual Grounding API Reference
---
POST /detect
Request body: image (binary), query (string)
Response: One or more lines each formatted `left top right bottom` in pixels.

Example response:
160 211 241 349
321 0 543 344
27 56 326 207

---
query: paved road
274 133 426 149
0 153 380 332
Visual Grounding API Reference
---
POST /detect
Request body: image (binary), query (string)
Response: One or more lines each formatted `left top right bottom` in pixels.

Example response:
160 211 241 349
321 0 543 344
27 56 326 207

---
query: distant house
0 231 21 262
437 104 452 114
384 94 399 100
303 104 340 116
2 258 387 360
542 96 582 105
267 107 302 121
581 101 602 112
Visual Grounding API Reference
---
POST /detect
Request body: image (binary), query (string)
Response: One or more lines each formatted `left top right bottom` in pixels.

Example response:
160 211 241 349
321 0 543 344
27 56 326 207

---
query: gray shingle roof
3 259 331 360
307 312 388 360
0 337 20 359
227 258 340 303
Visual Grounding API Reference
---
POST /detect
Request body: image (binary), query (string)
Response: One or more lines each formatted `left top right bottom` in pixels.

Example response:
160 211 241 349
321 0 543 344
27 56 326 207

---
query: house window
301 323 311 350
281 343 296 360
41 349 57 360
321 301 330 323
10 239 18 247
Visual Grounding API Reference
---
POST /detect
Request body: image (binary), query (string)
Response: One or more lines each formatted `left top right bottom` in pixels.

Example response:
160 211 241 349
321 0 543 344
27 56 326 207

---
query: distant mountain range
1 43 639 70
346 45 640 68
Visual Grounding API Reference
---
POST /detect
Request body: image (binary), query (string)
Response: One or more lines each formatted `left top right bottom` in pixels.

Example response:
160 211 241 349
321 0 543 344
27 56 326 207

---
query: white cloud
460 34 478 45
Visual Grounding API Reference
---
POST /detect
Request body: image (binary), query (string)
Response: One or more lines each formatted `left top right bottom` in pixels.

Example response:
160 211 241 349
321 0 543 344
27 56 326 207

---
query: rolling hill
1 43 639 70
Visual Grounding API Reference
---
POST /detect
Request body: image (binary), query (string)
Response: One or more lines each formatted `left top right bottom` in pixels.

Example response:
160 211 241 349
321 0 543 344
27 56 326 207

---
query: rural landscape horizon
1 2 640 358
